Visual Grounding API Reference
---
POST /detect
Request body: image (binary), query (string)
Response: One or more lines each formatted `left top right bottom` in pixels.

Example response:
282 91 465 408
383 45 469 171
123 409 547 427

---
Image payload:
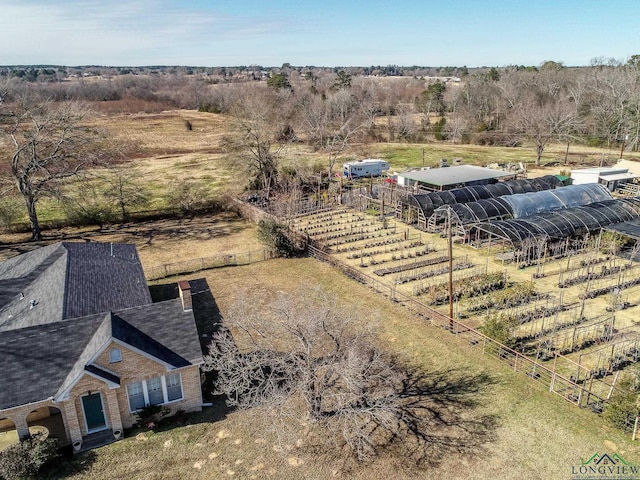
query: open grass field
0 212 258 268
4 107 640 232
45 257 640 480
373 142 640 173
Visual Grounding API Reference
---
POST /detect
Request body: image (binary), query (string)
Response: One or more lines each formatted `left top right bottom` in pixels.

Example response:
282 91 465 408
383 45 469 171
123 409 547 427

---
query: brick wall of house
69 375 115 437
93 342 202 429
0 418 15 431
0 342 203 442
0 400 66 441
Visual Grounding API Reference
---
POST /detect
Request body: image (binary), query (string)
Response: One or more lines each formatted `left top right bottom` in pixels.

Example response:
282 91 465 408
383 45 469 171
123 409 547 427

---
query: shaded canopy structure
471 197 640 248
428 183 612 234
396 165 515 190
399 175 562 230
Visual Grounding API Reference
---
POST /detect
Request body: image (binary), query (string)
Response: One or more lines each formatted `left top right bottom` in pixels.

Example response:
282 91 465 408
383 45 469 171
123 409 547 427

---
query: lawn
44 257 640 480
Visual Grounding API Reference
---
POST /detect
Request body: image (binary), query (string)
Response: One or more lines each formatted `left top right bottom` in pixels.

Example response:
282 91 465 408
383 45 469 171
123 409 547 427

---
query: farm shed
397 175 561 230
470 197 640 255
428 183 612 237
570 166 637 191
396 165 516 191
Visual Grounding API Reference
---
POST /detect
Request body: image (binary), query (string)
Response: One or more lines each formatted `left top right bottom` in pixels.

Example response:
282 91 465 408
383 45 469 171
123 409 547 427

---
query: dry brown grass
0 213 259 267
53 258 640 480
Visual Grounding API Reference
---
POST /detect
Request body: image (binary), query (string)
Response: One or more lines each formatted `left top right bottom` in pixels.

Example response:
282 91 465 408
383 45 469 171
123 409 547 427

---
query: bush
166 182 218 215
135 404 170 430
257 218 303 257
0 196 24 231
0 433 59 480
433 117 447 141
604 370 640 430
480 314 518 346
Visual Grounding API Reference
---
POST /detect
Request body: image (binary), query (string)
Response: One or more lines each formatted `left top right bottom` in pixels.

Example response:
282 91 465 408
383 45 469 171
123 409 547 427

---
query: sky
1 0 638 67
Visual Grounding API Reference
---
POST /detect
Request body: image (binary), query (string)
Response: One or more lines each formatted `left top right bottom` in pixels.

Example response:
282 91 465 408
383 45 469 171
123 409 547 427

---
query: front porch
76 428 121 453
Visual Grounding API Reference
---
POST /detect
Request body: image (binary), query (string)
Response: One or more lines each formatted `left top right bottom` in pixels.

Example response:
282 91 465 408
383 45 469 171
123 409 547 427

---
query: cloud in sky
0 0 301 65
0 0 638 66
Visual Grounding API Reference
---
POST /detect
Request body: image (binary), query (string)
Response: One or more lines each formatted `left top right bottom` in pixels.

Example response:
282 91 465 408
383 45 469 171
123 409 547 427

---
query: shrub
257 218 303 257
0 433 59 480
135 404 171 430
433 117 447 141
0 196 24 231
480 313 518 346
166 182 217 215
604 369 640 430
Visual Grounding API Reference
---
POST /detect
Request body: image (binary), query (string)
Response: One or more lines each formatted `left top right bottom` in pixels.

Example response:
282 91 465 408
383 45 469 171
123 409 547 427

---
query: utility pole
448 207 454 329
621 134 629 159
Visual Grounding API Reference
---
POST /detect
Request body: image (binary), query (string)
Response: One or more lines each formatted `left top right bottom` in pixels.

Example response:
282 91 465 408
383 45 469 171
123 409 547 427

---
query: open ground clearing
0 213 258 268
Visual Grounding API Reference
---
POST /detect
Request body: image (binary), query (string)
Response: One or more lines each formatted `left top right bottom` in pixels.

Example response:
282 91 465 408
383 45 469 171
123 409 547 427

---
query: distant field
3 108 638 232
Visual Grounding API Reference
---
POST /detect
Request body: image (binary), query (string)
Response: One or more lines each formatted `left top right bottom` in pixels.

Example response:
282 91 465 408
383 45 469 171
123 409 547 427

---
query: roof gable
0 314 105 409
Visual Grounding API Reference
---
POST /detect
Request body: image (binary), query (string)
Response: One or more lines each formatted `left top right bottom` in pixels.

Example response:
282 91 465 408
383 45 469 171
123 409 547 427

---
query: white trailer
342 159 390 179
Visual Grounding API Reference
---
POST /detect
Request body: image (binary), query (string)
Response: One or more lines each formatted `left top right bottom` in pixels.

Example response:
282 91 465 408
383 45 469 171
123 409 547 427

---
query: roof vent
30 300 37 309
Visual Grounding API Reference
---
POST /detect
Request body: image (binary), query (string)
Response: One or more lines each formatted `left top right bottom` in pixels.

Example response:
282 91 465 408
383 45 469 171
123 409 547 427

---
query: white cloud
0 0 300 65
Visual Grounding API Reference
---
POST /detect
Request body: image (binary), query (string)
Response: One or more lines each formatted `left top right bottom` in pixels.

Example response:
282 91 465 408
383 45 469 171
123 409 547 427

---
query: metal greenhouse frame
397 175 562 230
428 183 612 237
470 197 640 264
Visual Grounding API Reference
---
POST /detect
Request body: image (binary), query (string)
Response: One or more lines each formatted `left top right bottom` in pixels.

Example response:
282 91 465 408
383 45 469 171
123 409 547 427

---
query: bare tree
226 86 293 196
204 288 495 466
509 87 582 166
301 89 369 177
102 165 150 222
2 98 110 239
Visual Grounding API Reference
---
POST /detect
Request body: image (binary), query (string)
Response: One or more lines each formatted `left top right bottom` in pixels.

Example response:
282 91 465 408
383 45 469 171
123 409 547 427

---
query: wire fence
307 243 618 412
145 248 276 281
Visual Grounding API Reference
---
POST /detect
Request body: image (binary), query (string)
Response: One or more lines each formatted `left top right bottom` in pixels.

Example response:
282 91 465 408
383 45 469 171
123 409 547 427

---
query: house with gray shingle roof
0 242 203 451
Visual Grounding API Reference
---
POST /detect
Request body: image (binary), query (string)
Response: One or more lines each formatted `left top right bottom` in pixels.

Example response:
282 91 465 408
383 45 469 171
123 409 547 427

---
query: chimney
178 281 193 312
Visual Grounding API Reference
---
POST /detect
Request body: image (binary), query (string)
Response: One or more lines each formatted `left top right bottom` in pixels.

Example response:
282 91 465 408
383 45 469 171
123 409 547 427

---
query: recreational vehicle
342 159 390 179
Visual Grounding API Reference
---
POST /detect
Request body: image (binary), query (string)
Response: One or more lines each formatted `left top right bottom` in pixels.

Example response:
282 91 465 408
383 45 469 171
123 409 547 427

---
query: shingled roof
0 242 152 332
0 242 202 411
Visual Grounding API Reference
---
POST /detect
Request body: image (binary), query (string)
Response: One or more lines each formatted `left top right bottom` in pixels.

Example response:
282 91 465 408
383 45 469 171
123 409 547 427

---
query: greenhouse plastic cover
408 175 562 218
473 197 640 244
433 183 612 225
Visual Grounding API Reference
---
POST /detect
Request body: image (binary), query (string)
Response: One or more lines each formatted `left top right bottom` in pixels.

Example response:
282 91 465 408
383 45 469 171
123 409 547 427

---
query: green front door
82 393 106 432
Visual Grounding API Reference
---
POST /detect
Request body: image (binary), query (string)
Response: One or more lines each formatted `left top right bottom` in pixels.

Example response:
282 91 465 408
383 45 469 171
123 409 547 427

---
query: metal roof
398 165 514 186
604 218 640 240
599 172 637 182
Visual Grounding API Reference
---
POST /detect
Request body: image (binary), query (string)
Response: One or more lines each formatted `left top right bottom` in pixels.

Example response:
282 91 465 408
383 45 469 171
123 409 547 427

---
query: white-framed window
127 381 145 411
109 348 122 363
166 372 183 402
147 377 164 405
126 372 184 412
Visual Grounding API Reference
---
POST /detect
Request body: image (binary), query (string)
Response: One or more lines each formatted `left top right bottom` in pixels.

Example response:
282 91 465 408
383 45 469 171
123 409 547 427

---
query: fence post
549 353 558 393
